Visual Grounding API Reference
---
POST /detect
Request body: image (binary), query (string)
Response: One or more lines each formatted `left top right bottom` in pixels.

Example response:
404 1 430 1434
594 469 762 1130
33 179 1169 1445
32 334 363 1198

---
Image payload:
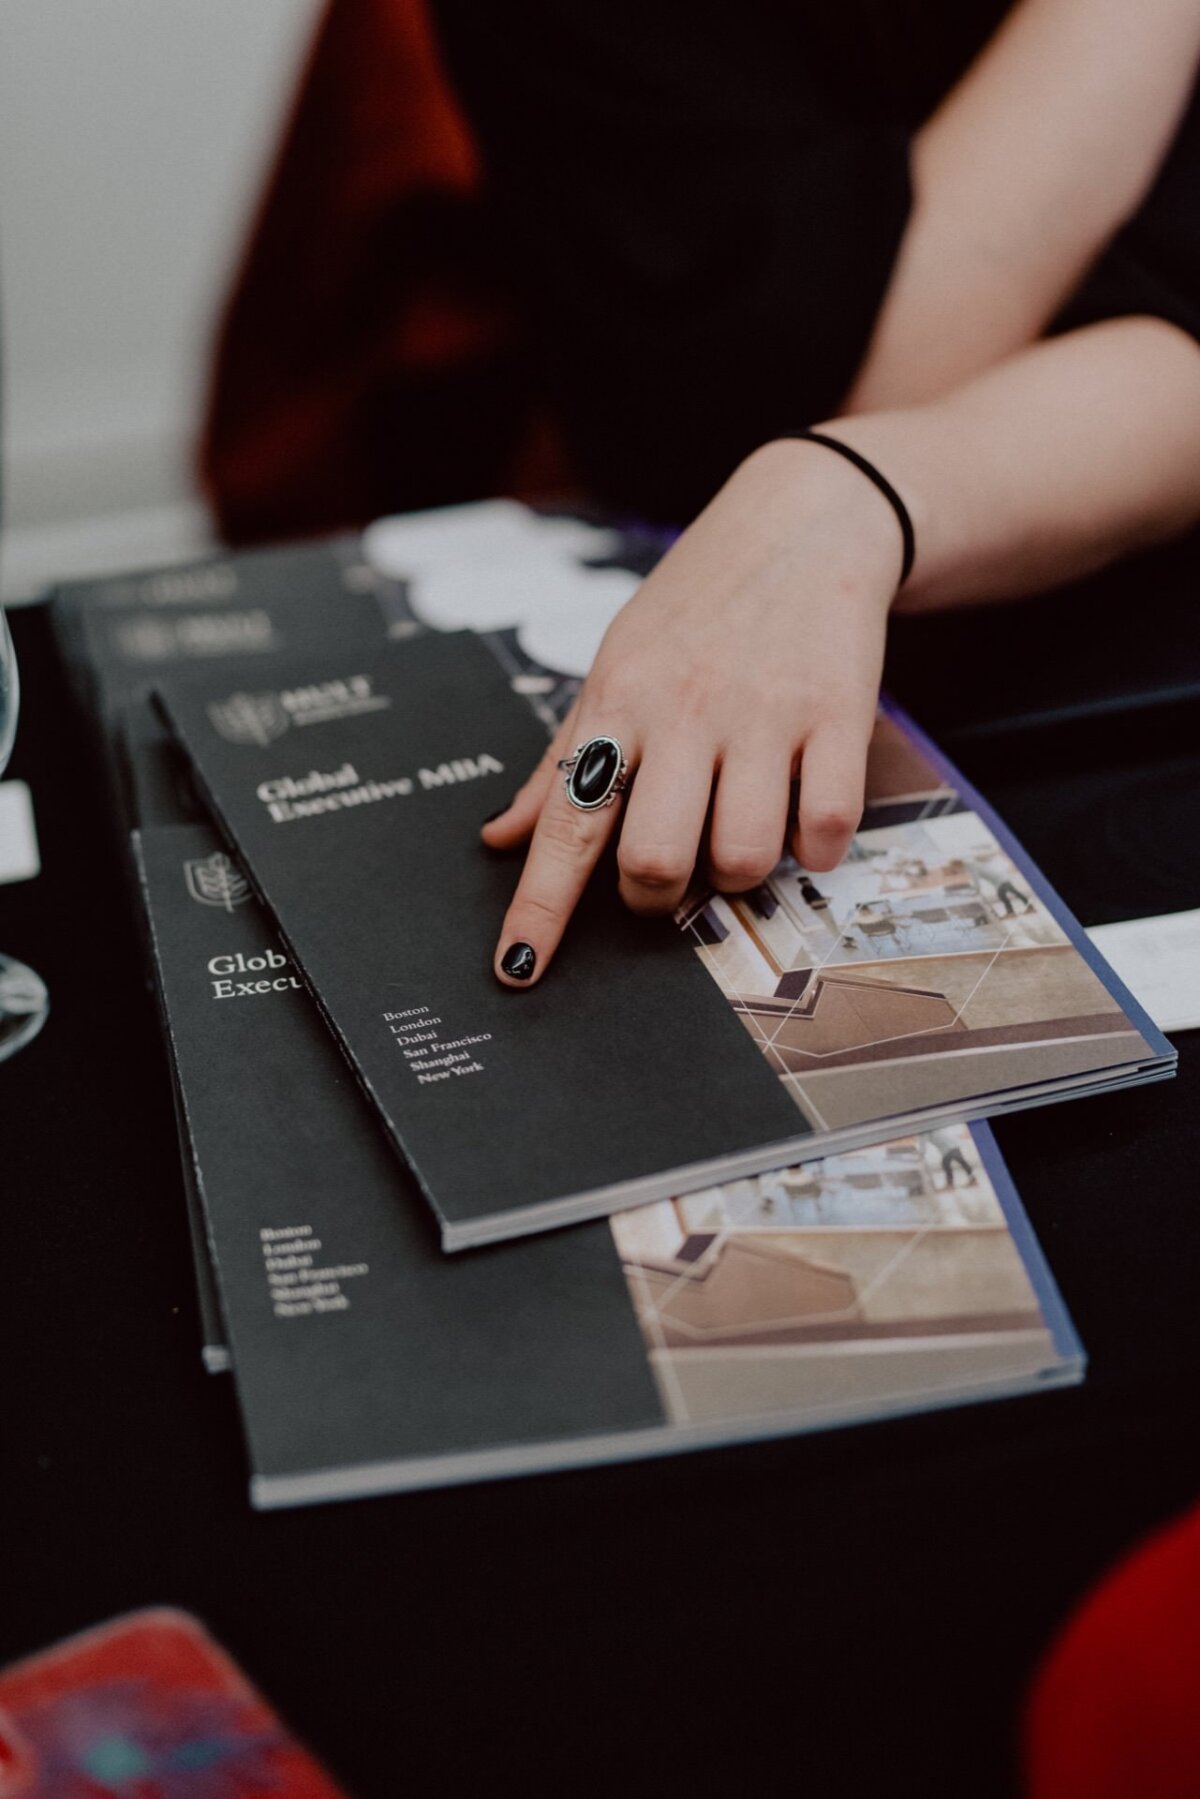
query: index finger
492 738 632 987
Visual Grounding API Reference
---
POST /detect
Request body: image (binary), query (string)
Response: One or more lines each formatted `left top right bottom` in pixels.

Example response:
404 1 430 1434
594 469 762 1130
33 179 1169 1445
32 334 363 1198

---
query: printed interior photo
684 809 1065 986
675 1127 1004 1231
610 1127 1059 1428
676 715 1151 1133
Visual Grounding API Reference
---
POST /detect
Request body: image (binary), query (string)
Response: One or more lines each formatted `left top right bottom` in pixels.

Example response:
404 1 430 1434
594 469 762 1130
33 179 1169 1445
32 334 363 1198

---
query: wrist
794 409 962 610
737 436 911 609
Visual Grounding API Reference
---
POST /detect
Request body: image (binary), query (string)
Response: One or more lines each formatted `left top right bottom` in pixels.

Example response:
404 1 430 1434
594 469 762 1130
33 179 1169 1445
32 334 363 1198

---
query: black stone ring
557 735 631 812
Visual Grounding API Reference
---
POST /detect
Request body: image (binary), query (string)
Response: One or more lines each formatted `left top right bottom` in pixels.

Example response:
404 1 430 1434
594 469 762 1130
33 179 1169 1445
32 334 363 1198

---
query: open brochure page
612 1125 1080 1430
677 709 1170 1138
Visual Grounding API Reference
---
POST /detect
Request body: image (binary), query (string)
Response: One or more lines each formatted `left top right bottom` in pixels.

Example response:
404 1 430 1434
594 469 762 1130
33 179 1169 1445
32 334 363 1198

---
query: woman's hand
482 437 907 986
483 306 1200 990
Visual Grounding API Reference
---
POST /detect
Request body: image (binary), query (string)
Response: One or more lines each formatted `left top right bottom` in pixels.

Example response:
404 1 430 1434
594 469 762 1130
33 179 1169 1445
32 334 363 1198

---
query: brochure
51 534 404 721
158 633 1175 1248
136 821 1084 1508
56 518 641 1358
51 536 403 848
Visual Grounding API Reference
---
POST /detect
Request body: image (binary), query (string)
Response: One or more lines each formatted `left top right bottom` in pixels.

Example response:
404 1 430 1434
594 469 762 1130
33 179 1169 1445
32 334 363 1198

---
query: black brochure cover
52 537 403 855
135 823 1082 1506
53 535 402 713
55 541 412 1367
157 632 805 1247
119 693 207 829
135 824 664 1497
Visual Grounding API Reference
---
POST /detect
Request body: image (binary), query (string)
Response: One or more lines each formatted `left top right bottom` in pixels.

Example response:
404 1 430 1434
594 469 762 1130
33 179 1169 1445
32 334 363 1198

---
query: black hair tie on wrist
785 428 915 587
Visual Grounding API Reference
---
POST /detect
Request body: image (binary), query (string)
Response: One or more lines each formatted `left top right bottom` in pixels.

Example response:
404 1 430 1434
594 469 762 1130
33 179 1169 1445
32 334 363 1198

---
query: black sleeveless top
433 2 1200 522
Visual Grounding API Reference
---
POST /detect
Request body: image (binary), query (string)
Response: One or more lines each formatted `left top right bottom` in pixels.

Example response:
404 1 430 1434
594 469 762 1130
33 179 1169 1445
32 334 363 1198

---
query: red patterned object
1025 1502 1200 1799
0 1608 345 1796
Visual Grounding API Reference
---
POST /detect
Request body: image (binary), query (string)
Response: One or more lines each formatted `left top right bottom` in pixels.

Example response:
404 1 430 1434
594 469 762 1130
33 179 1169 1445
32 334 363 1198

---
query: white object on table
518 572 642 678
362 499 620 580
1087 909 1200 1034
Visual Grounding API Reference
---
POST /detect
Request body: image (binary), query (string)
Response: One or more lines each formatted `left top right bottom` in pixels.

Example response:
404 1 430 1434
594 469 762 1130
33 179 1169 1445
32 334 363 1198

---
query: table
2 600 1197 1796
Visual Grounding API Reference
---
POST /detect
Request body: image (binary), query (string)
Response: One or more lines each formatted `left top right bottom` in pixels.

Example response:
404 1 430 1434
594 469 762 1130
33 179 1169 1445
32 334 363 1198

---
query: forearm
845 0 1200 412
806 316 1200 608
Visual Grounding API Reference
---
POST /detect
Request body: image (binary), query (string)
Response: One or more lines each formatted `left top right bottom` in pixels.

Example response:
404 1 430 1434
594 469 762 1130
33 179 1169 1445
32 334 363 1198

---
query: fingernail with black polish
500 942 537 981
482 798 514 825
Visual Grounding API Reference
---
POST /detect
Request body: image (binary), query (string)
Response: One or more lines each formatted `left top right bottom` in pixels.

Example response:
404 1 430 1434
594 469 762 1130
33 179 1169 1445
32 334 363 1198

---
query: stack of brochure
53 501 1168 1508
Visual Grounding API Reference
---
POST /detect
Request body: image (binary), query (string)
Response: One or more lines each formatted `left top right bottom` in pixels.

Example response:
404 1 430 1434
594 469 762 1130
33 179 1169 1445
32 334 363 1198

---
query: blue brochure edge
970 1121 1086 1369
879 691 1175 1065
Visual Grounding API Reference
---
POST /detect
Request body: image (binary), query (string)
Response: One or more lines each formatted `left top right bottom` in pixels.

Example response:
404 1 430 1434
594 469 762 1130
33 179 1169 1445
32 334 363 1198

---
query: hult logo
184 851 251 912
205 690 290 747
206 675 390 745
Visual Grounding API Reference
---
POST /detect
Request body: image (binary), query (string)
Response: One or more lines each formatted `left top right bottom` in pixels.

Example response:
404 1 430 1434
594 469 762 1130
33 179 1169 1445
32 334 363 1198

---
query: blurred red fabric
1025 1501 1200 1798
198 0 564 545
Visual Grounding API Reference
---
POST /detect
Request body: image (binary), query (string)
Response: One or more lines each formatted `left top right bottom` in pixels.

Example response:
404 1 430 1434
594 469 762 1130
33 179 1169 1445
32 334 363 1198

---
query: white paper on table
363 500 620 581
517 570 642 678
1087 909 1200 1034
526 516 624 563
0 780 40 884
362 500 540 577
408 556 636 637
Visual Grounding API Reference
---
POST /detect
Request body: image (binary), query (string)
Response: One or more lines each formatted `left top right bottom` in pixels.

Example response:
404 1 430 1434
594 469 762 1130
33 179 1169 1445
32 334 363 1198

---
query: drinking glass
0 604 49 1060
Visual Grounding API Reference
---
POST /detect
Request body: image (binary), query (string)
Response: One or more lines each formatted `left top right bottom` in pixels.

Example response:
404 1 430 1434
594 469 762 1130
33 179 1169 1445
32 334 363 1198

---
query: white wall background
0 0 321 598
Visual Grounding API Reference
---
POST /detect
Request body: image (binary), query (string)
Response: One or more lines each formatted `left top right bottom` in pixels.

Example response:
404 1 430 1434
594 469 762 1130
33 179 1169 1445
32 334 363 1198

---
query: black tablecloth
2 602 1197 1797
